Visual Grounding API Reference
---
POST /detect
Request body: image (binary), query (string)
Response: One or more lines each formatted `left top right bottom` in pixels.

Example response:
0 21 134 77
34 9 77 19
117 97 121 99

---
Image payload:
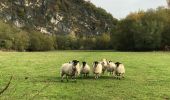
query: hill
0 0 117 35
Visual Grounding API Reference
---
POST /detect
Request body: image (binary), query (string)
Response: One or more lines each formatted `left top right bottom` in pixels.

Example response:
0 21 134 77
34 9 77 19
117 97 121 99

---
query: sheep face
72 60 79 66
107 60 112 65
109 61 112 63
94 61 99 67
93 61 102 79
72 60 80 76
102 59 107 66
115 62 121 67
93 61 100 69
71 60 79 74
82 62 86 68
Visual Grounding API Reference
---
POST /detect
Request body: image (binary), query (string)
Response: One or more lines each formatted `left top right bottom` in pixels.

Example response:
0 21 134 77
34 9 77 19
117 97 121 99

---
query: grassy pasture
0 51 170 100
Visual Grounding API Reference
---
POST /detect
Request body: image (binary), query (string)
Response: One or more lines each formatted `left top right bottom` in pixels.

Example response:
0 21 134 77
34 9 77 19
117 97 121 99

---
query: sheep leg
61 73 64 82
66 75 69 82
80 73 83 78
119 73 124 79
118 73 121 80
110 71 112 76
85 73 88 77
95 74 97 79
96 74 99 79
73 75 77 82
122 73 125 78
86 73 88 77
97 74 99 79
102 70 105 74
87 73 89 77
116 74 119 79
112 72 116 78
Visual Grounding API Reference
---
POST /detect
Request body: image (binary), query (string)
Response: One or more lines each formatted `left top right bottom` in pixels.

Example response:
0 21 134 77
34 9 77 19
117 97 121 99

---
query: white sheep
76 62 81 77
60 60 80 82
101 59 108 74
80 61 90 78
93 61 102 79
68 60 80 77
107 61 116 76
115 62 125 79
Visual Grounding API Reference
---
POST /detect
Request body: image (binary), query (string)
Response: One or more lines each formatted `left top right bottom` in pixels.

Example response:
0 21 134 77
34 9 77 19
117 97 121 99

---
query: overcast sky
89 0 167 19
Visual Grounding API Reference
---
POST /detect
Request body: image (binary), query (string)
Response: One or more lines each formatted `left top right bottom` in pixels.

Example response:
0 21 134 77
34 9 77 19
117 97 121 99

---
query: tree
12 31 29 51
29 32 55 51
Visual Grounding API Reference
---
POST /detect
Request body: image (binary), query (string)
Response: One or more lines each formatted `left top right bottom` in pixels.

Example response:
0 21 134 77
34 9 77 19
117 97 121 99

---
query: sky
89 0 167 19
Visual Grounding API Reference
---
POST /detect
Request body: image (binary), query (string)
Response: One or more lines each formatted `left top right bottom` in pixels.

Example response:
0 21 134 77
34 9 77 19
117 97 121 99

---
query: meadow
0 51 170 100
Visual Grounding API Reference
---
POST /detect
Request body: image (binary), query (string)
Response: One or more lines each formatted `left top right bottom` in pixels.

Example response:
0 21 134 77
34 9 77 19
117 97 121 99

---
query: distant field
0 51 170 100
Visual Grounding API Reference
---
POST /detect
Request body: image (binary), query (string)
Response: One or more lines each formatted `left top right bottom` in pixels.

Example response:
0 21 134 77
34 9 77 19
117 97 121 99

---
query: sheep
60 60 80 82
80 61 90 78
106 61 116 76
68 60 80 77
93 61 102 79
115 62 125 79
75 62 81 77
101 59 108 74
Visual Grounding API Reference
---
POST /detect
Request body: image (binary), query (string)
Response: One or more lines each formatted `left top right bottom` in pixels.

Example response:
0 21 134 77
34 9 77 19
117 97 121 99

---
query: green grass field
0 51 170 100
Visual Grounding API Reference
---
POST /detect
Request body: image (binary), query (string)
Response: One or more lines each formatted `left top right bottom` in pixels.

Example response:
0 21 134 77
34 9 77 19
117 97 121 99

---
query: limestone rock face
0 0 117 35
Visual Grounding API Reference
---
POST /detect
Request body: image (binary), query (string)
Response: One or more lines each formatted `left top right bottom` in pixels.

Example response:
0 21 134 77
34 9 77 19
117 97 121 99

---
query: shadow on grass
29 75 126 83
51 50 116 52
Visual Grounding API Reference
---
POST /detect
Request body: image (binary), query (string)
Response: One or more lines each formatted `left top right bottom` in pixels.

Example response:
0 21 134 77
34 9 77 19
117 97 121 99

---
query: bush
12 31 30 51
28 32 55 51
0 39 13 50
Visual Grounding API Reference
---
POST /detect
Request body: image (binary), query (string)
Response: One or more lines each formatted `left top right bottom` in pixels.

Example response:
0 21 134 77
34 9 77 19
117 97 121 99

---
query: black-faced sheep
61 60 80 82
107 61 116 76
93 61 102 79
101 59 108 74
115 62 125 79
80 61 90 78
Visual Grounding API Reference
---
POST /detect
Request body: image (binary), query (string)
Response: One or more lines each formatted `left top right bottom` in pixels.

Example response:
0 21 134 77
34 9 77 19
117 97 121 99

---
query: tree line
0 7 170 51
111 7 170 51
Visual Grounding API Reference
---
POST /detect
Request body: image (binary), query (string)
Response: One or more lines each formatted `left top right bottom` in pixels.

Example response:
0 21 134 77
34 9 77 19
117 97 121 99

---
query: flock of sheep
60 59 125 82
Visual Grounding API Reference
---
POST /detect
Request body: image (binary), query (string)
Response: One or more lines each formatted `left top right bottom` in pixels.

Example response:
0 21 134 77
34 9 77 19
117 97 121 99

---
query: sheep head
71 60 79 75
101 59 107 67
82 61 86 68
72 60 79 66
94 61 99 68
107 60 112 65
115 62 121 67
